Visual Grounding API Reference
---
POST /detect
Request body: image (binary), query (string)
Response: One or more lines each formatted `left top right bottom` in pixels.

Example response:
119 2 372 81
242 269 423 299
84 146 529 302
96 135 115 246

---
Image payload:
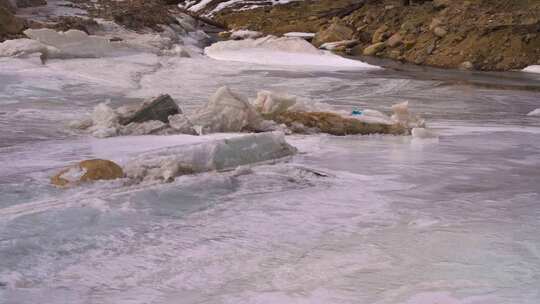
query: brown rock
433 26 447 38
372 25 389 43
272 112 408 136
363 42 386 56
0 6 25 41
51 159 124 187
387 33 403 47
312 21 354 46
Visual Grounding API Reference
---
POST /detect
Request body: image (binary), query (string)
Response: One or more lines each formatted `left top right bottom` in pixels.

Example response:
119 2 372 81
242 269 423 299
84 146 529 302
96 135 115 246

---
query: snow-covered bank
522 65 540 73
204 36 378 69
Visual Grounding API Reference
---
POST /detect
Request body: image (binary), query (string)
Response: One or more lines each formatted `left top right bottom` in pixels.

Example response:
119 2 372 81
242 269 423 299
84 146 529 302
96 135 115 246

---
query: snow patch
204 36 379 69
522 65 540 73
527 108 540 116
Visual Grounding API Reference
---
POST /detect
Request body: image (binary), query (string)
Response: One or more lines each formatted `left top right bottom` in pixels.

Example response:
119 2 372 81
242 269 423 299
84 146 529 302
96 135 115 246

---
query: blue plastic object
351 109 363 116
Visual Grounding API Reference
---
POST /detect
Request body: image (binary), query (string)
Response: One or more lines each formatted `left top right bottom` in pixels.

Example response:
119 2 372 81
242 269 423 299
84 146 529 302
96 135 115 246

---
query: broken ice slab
124 132 297 182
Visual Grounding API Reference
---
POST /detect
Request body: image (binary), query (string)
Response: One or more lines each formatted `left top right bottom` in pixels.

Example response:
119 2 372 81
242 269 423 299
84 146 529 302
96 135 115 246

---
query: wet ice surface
1 53 540 304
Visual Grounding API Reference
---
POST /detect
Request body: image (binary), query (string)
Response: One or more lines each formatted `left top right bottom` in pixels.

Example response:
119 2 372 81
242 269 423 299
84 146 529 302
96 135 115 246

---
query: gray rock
120 94 181 125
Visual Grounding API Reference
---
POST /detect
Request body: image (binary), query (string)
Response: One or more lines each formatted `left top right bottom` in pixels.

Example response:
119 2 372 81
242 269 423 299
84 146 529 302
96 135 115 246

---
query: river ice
1 39 540 304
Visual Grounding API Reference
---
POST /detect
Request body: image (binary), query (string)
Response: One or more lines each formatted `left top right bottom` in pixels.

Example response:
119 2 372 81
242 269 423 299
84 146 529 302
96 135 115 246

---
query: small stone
372 25 389 43
363 42 386 56
433 26 447 38
426 41 437 54
459 61 474 70
312 21 354 46
51 159 124 187
387 33 403 47
429 18 444 31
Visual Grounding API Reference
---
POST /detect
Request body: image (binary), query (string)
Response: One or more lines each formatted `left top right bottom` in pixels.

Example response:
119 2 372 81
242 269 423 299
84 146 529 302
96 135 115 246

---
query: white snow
527 108 540 116
204 36 379 69
230 30 264 40
184 0 302 14
319 40 358 51
283 32 316 39
522 65 540 73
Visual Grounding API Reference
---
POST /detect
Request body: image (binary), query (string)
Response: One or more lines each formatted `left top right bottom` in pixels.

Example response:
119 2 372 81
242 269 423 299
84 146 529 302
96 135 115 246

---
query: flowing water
0 53 539 304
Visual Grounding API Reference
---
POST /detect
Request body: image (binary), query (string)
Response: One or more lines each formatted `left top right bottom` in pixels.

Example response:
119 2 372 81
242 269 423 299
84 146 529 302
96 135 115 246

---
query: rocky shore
211 0 540 71
2 0 540 71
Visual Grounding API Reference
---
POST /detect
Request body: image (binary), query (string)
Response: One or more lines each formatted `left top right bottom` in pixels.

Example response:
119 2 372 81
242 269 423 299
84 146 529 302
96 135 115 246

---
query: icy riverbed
1 42 540 304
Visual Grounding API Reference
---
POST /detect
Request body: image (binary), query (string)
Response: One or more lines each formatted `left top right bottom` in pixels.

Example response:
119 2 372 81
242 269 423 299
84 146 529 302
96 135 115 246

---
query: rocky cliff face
211 0 540 71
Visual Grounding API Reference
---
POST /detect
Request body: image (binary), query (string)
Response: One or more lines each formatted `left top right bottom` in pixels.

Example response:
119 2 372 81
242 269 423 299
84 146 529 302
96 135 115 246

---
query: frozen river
1 51 540 304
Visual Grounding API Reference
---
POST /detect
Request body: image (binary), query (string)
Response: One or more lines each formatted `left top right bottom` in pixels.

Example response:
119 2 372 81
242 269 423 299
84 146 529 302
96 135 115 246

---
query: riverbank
211 0 540 71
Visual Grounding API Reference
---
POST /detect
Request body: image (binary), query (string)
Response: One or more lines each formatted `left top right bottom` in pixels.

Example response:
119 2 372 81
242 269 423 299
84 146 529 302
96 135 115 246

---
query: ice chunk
188 86 264 133
527 108 540 116
391 101 425 128
124 132 297 182
283 32 316 39
24 29 123 58
119 120 168 136
89 103 120 138
230 30 263 40
252 90 297 118
0 38 55 58
320 40 358 51
411 127 438 139
168 114 198 135
204 36 379 69
351 109 394 125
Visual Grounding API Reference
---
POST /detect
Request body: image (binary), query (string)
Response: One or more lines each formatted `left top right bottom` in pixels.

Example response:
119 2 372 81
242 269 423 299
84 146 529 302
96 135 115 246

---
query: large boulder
51 159 124 187
312 21 354 47
119 94 181 125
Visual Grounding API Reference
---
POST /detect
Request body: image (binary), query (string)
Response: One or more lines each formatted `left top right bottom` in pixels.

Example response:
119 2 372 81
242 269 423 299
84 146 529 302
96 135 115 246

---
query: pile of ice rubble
73 86 432 139
52 132 297 185
0 15 209 60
